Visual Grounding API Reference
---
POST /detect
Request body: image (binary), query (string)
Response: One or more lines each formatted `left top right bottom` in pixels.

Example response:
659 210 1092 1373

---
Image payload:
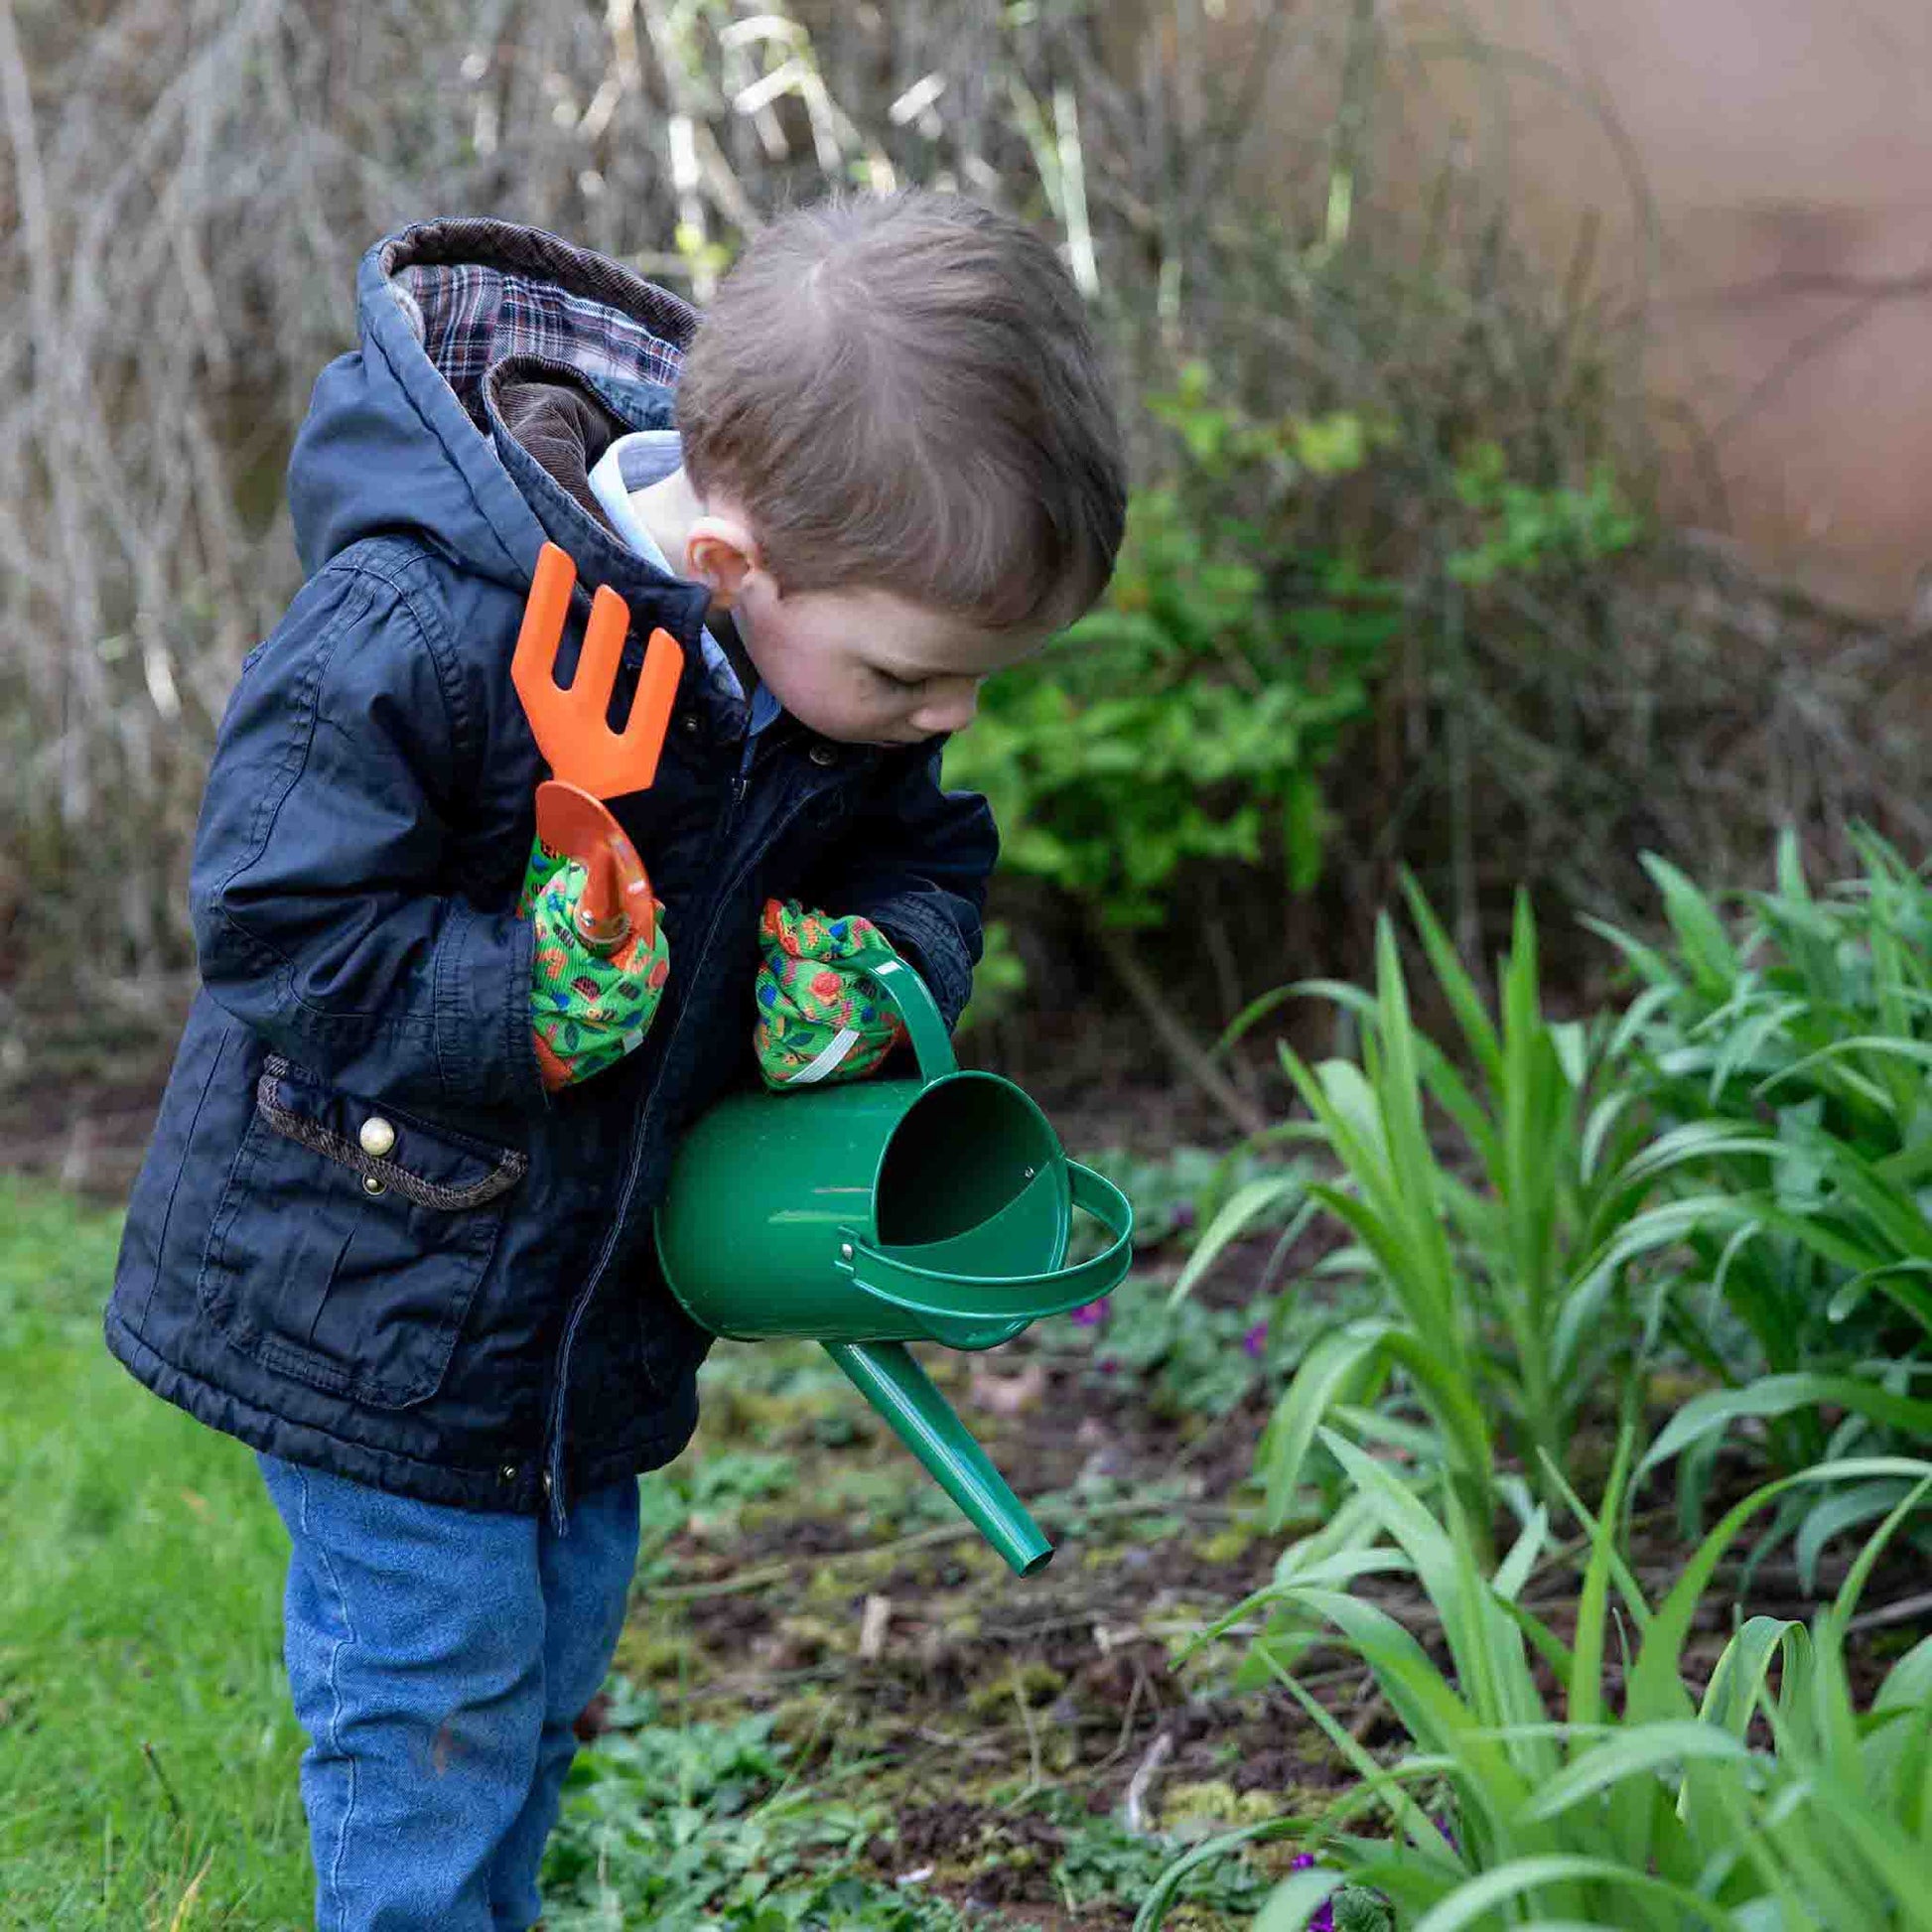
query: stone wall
1389 0 1932 614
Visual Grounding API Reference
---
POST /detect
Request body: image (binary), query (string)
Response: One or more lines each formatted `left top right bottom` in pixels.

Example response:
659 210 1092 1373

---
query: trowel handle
865 956 957 1084
823 1339 1051 1577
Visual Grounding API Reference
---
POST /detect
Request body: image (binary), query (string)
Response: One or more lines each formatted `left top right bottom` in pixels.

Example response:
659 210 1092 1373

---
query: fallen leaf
967 1361 1048 1416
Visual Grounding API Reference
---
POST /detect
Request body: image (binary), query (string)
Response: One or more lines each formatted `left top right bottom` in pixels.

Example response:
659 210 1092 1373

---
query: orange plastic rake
511 541 683 954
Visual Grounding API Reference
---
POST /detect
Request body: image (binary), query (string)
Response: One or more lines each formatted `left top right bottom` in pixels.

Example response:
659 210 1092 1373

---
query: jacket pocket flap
256 1056 526 1210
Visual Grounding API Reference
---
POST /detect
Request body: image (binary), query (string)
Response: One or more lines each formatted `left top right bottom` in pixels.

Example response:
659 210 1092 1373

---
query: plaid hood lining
381 217 695 430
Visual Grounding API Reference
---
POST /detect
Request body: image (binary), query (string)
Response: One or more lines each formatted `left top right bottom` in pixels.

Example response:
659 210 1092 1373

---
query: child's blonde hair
676 191 1127 634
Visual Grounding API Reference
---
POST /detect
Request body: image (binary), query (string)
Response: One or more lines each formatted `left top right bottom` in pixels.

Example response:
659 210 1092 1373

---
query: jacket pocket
198 1056 526 1409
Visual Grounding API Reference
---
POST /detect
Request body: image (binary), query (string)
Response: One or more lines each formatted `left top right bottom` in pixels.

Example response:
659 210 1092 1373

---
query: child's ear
684 513 760 611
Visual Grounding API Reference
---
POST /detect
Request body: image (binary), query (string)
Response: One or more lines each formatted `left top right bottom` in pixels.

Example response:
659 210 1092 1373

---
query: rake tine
617 629 684 793
510 542 577 734
575 584 629 712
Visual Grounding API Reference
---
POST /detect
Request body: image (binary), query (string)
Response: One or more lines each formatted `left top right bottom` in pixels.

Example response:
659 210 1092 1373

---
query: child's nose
912 685 979 735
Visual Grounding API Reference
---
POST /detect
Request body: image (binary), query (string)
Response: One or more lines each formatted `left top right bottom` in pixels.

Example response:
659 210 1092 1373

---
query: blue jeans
259 1455 639 1932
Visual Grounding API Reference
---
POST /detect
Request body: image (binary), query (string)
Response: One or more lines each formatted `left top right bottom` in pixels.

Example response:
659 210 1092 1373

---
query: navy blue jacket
105 219 996 1517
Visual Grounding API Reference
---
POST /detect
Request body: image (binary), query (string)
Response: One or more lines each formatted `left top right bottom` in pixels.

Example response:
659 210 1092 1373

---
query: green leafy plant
943 364 1398 1126
1019 1788 1275 1918
1447 441 1643 587
1594 832 1932 1516
943 482 1393 928
1184 884 1759 1545
1070 1143 1306 1259
1144 1438 1932 1931
543 1693 964 1931
1049 1273 1301 1421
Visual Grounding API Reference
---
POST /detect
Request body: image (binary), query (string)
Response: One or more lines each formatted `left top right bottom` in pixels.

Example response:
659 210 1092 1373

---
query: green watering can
655 957 1134 1576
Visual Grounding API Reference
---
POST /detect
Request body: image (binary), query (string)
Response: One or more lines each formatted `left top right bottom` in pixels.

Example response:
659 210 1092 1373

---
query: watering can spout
655 959 1134 1579
823 1340 1052 1577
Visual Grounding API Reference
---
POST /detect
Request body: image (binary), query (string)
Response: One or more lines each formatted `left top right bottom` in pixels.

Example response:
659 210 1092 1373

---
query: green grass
0 1176 309 1931
0 1171 1273 1931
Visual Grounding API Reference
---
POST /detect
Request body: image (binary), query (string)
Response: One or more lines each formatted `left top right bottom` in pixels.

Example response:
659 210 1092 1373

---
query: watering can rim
836 1159 1134 1322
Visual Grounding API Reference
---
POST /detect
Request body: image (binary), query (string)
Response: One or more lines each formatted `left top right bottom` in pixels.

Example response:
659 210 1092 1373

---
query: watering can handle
867 955 957 1083
838 1161 1135 1331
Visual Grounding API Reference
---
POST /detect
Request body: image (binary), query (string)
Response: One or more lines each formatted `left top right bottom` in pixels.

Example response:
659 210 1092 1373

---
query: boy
105 193 1126 1930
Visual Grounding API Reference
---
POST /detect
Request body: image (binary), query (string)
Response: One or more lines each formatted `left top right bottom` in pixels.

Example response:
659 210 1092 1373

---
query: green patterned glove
755 898 906 1090
521 835 668 1091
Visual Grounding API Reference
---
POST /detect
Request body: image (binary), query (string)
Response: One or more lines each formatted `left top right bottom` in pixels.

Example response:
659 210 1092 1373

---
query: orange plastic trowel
511 541 683 956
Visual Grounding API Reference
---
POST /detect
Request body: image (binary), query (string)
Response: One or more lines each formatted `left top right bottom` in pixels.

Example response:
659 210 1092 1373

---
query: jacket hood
287 218 700 592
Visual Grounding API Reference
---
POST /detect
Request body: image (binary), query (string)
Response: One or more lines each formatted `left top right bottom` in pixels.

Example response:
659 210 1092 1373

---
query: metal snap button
809 745 837 766
361 1174 387 1197
678 713 700 735
358 1115 396 1158
498 1463 518 1484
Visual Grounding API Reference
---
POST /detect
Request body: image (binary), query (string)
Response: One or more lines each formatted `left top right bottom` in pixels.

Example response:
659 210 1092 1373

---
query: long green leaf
1372 1328 1495 1509
1642 853 1740 998
1641 1376 1932 1476
1250 1867 1345 1932
1135 1816 1307 1932
1260 1322 1400 1528
1368 918 1466 1332
1795 1481 1914 1592
1521 1721 1756 1821
1604 978 1680 1065
1699 1617 1803 1740
1540 1457 1655 1639
1413 1853 1735 1931
1580 909 1680 992
1493 1505 1550 1604
1568 1430 1633 1733
1778 1763 1932 1932
1761 1034 1932 1100
1264 1653 1448 1849
1271 1581 1537 1838
1169 1173 1305 1304
1706 998 1809 1103
1821 1473 1932 1641
1401 870 1505 1092
1630 1459 1932 1727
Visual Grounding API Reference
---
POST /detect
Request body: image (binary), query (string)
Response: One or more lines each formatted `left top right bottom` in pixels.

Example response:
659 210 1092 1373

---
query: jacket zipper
540 736 817 1530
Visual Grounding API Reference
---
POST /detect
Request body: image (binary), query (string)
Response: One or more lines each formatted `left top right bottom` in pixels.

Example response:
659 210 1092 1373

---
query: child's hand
521 836 669 1091
755 899 907 1089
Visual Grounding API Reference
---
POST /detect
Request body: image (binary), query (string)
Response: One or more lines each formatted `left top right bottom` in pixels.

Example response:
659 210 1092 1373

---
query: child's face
734 575 1041 747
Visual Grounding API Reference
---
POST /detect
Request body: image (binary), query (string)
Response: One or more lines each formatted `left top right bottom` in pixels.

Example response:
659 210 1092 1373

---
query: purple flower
1289 1855 1335 1931
1069 1299 1111 1327
1242 1319 1269 1359
1098 1355 1120 1375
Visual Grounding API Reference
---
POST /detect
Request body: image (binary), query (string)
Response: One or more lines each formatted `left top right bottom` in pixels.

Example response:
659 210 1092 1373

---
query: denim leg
485 1477 640 1932
260 1455 549 1932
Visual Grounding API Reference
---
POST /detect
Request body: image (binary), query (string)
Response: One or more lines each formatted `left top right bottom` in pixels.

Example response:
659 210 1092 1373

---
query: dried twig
857 1591 894 1660
1121 1727 1173 1836
1090 922 1269 1137
1846 1589 1932 1636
